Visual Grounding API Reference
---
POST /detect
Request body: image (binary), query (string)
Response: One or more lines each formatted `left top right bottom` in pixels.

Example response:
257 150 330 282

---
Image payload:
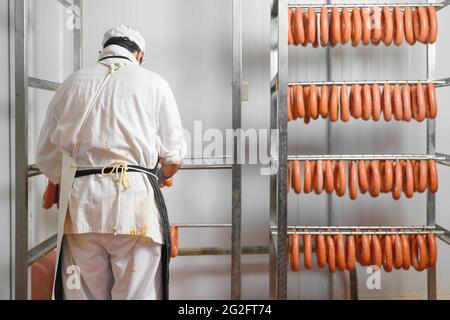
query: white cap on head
102 25 146 52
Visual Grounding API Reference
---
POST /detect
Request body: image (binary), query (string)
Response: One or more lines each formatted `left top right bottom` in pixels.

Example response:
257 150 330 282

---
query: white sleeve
156 80 187 164
36 94 63 184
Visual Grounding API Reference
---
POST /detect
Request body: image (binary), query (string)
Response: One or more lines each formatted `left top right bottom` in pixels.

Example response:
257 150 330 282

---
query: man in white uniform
37 25 187 300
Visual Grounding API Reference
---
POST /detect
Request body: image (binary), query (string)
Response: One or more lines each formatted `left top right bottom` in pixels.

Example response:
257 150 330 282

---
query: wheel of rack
269 0 450 300
14 0 244 300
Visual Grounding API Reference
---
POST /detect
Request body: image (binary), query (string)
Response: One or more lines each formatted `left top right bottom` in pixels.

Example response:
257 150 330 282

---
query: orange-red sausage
392 161 403 200
382 83 393 121
404 160 414 198
330 6 341 47
309 85 319 119
402 84 412 122
412 9 420 44
371 6 382 45
329 85 339 122
369 161 381 197
170 226 179 258
360 234 372 266
303 160 313 193
305 6 315 44
326 234 336 273
325 160 335 193
349 160 358 200
392 231 403 270
417 160 428 193
316 233 327 268
340 84 350 122
427 83 437 119
361 8 371 45
428 160 438 193
411 234 428 271
382 6 394 46
335 233 346 271
427 232 437 268
358 160 369 194
392 84 403 121
303 232 313 269
293 8 305 45
401 234 411 270
320 7 329 47
372 84 382 121
362 84 372 121
404 6 415 45
427 5 438 44
382 235 393 272
42 181 59 209
341 7 351 44
346 235 356 271
294 85 305 119
350 84 362 119
288 8 294 45
411 85 419 121
292 160 302 194
416 83 427 122
351 7 362 47
303 86 310 124
382 160 394 193
314 160 324 194
417 6 429 44
371 234 382 267
393 6 404 46
290 233 300 272
319 85 329 118
334 160 346 197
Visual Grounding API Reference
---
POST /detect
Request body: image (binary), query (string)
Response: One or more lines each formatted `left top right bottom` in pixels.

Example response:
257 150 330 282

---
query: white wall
2 0 449 300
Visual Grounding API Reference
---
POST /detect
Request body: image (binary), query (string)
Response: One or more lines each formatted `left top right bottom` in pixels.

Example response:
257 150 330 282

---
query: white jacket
37 45 187 244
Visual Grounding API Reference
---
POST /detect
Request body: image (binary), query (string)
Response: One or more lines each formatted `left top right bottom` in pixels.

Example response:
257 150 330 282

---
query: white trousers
61 233 162 300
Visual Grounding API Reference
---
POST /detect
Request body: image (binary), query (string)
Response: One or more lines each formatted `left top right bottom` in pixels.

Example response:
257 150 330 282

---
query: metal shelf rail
14 0 244 300
269 0 450 300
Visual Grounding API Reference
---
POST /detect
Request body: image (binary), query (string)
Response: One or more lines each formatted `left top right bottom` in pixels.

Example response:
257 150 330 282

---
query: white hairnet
102 25 146 52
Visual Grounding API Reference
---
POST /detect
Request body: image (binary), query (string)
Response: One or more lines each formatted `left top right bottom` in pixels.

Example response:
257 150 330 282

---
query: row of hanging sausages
288 82 437 123
288 5 438 47
289 230 437 273
287 159 438 199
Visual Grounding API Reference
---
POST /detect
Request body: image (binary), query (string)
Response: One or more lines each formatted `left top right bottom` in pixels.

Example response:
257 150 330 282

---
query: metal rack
270 0 450 300
13 0 244 300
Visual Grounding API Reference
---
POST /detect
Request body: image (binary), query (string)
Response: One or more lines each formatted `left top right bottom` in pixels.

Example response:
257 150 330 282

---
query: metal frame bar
28 77 60 91
286 154 447 161
288 2 449 10
288 79 450 87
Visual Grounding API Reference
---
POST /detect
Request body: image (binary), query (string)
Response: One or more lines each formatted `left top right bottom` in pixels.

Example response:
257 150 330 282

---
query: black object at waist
75 165 156 178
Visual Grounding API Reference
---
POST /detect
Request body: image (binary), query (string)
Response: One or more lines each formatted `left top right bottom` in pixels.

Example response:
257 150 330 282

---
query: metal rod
172 223 232 228
73 0 82 71
231 0 242 300
27 234 57 266
288 79 448 86
349 269 358 300
178 246 268 257
277 230 443 235
28 77 60 91
288 2 447 10
277 225 437 230
286 154 446 161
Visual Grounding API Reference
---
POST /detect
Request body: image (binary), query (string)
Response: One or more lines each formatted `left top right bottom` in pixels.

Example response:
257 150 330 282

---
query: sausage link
382 235 394 272
393 6 404 46
303 160 313 193
411 234 428 271
427 83 437 119
303 86 311 124
427 232 437 268
362 84 372 121
319 85 329 118
361 8 371 45
368 160 381 197
324 160 335 193
346 235 356 271
404 6 415 45
316 233 327 268
372 84 382 121
170 226 179 258
404 160 414 198
351 7 362 47
334 160 346 197
320 7 329 47
329 85 339 122
415 84 426 122
412 8 420 43
314 160 324 194
303 231 313 269
293 8 305 45
309 85 319 119
417 6 429 44
371 234 382 267
427 5 438 44
392 160 403 200
417 160 428 193
350 84 362 119
326 234 336 273
302 12 309 47
360 234 372 266
392 84 403 121
428 160 438 193
358 160 369 194
294 85 305 119
413 160 420 192
292 160 302 194
392 230 404 269
330 7 341 47
402 84 412 122
382 160 394 193
401 234 411 270
340 84 350 122
335 233 346 271
371 6 382 45
306 6 316 44
382 6 394 46
349 160 358 200
288 8 294 45
290 233 300 272
341 7 352 44
382 84 393 121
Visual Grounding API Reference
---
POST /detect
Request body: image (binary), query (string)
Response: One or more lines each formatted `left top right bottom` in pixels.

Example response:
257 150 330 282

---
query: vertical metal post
231 0 242 300
73 0 82 71
14 0 28 300
426 0 437 300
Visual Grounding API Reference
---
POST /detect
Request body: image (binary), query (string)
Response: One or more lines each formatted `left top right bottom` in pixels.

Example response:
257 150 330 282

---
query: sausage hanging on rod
292 160 302 194
417 160 428 193
307 6 317 44
288 8 294 45
314 160 324 195
303 160 313 193
393 6 404 46
358 160 369 194
334 160 347 197
403 160 414 198
329 85 339 122
170 226 179 258
417 6 430 44
303 231 313 269
382 6 394 46
368 160 381 197
427 232 437 268
382 234 394 272
341 7 352 45
382 83 393 121
348 160 358 200
303 86 311 124
319 85 329 118
316 233 327 268
320 7 329 47
361 7 371 46
340 84 350 122
427 83 437 119
293 8 305 45
309 85 319 119
335 232 346 271
370 6 382 45
371 233 382 267
350 84 363 119
402 84 413 122
371 84 382 121
391 230 404 270
294 85 306 119
401 234 411 270
404 6 415 45
330 6 341 47
351 7 362 47
382 160 394 193
360 233 372 266
325 160 335 193
346 234 356 271
416 83 427 122
392 160 403 200
427 5 438 44
411 234 428 271
392 84 403 121
428 160 438 193
361 84 372 121
412 8 420 44
290 232 300 272
326 233 337 273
